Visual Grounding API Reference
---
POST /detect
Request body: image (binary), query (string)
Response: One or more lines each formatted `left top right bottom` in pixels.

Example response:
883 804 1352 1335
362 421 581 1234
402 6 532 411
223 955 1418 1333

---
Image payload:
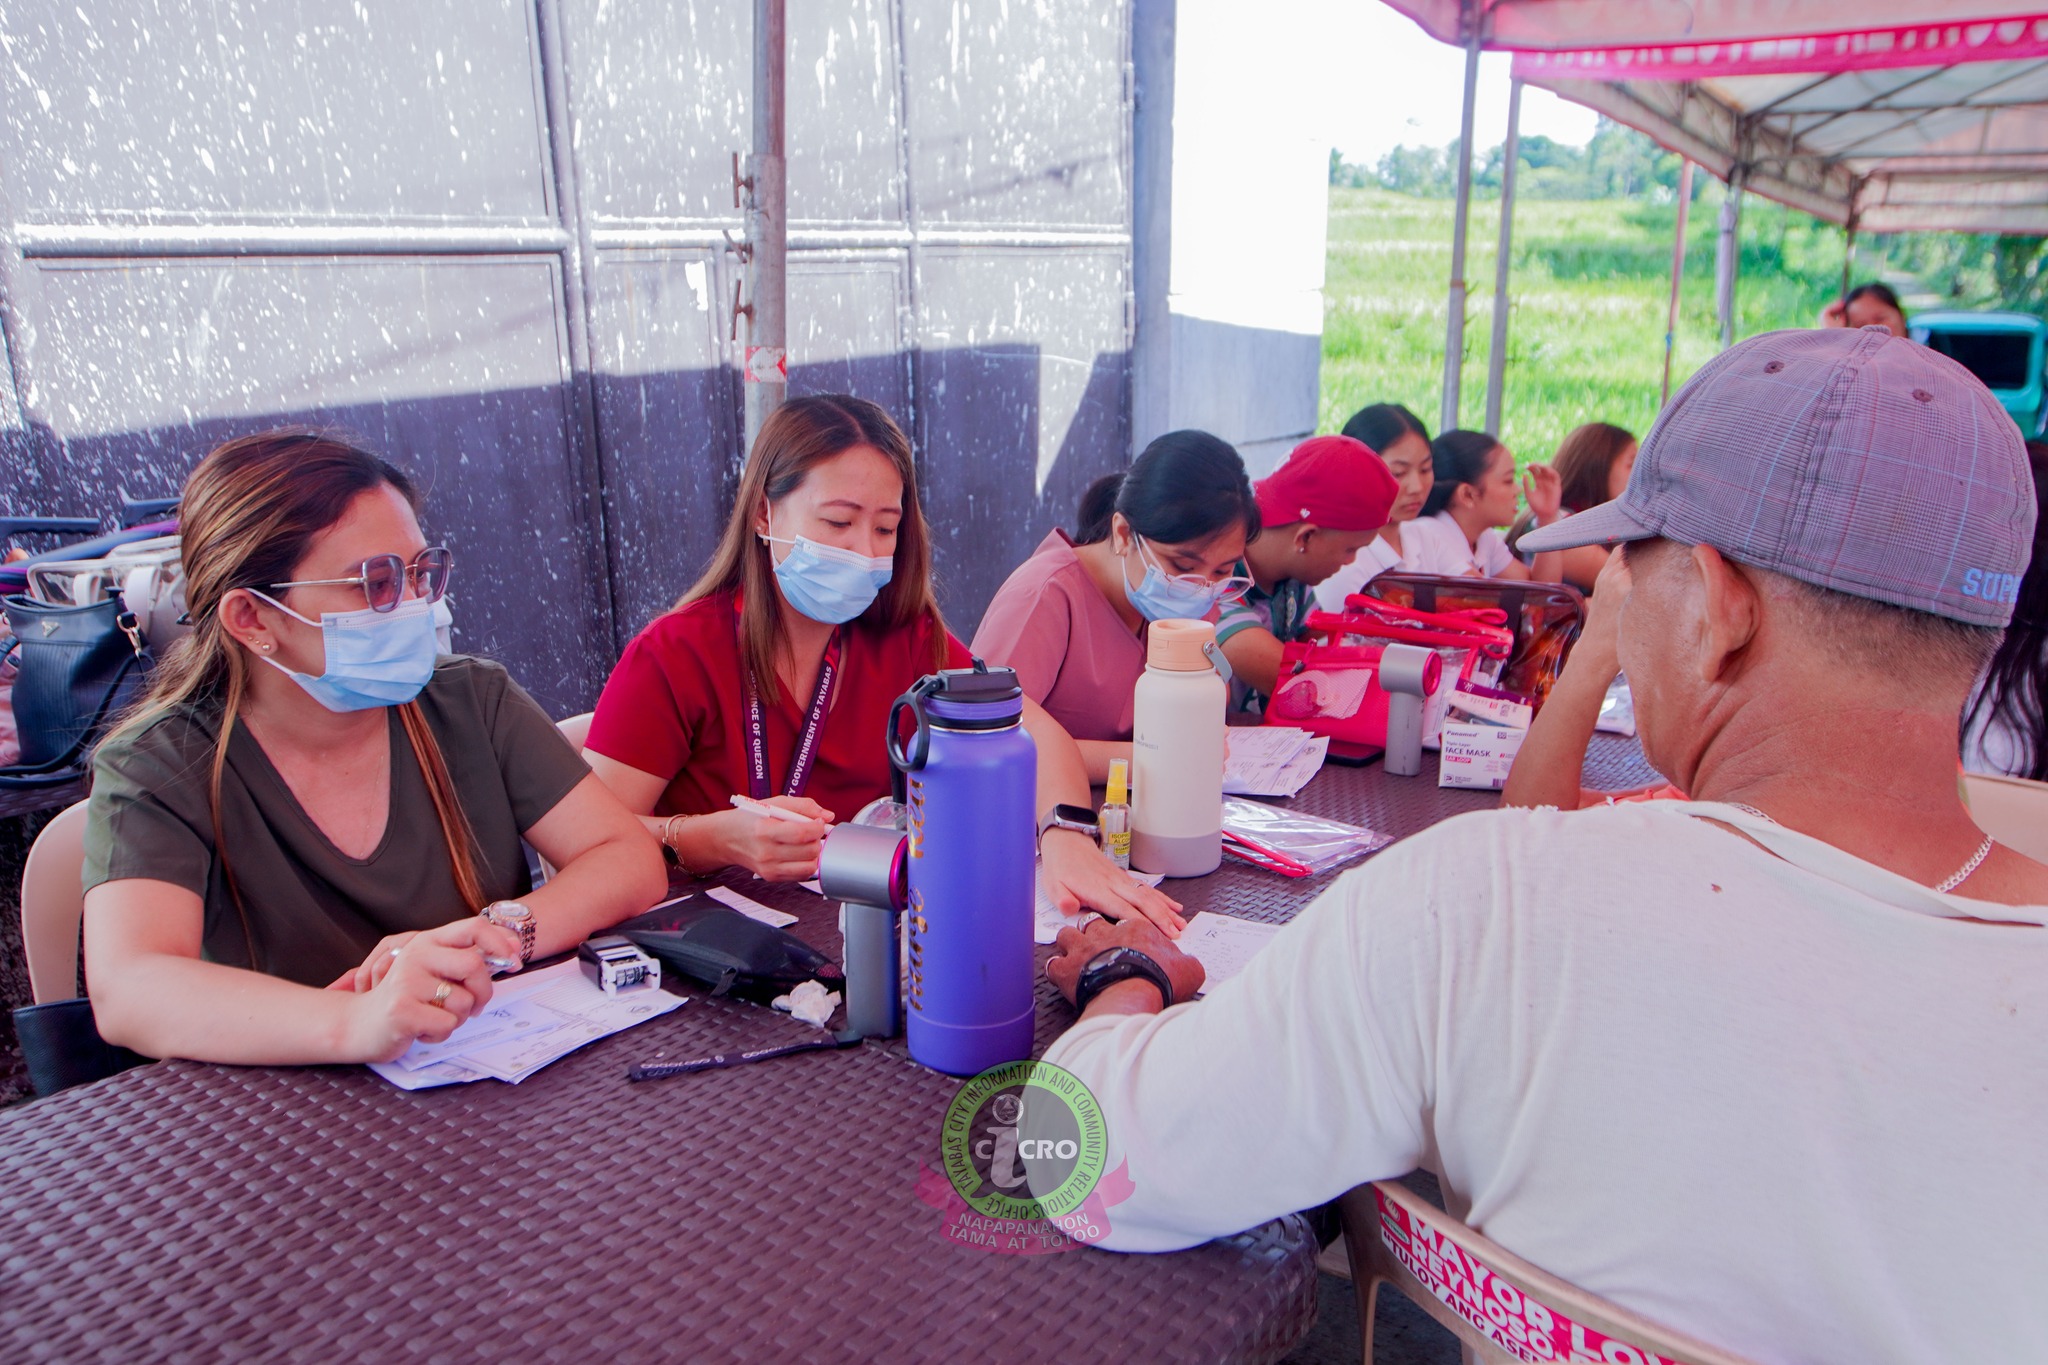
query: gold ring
430 981 453 1006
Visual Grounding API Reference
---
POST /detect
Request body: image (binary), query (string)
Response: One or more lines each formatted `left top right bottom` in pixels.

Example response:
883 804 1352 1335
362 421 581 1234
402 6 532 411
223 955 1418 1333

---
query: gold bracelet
662 813 707 878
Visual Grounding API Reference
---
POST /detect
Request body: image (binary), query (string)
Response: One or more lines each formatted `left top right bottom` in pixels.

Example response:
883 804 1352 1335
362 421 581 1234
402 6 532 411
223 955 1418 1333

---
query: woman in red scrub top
584 394 1181 932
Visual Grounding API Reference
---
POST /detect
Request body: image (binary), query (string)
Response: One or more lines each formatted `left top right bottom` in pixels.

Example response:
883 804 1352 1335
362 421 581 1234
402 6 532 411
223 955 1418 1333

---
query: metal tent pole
1482 76 1522 436
1838 177 1865 303
1440 7 1482 436
1661 159 1695 407
743 0 788 456
1714 170 1744 350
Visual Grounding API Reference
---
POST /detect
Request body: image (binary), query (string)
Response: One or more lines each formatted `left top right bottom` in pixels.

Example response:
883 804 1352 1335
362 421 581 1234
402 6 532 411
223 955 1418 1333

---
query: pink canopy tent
1385 2 2048 57
1374 2 2048 426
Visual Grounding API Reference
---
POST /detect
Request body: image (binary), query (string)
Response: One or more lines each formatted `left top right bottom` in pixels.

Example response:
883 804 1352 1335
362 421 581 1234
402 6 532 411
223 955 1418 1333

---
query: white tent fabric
1383 3 2048 232
1529 60 2048 233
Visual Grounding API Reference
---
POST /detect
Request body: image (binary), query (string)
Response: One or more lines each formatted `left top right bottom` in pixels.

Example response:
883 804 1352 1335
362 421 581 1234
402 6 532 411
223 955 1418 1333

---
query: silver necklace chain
1723 803 1994 894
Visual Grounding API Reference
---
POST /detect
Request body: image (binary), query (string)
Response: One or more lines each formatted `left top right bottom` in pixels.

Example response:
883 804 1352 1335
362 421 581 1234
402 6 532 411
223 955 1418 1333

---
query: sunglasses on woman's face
267 546 454 613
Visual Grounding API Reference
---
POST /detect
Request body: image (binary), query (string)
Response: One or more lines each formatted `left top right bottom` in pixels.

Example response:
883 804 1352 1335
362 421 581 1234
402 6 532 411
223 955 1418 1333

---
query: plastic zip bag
1220 797 1393 877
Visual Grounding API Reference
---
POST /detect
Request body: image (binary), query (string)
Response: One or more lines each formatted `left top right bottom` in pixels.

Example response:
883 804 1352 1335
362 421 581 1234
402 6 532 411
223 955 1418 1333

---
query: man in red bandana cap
1217 434 1399 707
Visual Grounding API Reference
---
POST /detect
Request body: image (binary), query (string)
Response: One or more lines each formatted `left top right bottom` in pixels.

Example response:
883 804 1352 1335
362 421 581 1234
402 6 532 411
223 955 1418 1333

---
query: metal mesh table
1163 733 1658 925
0 737 1653 1363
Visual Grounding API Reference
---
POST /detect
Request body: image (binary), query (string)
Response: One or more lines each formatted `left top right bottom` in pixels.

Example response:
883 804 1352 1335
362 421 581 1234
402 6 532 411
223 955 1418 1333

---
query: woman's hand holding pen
715 794 835 882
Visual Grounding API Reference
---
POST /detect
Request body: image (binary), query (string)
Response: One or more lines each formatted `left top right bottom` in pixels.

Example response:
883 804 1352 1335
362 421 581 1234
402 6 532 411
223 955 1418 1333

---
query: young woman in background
1506 422 1637 592
1821 281 1909 338
1314 402 1433 611
973 430 1258 780
1402 430 1564 582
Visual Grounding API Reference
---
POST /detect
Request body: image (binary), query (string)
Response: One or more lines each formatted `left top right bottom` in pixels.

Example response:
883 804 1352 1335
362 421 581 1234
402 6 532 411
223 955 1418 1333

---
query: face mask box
1437 722 1527 791
1445 681 1532 731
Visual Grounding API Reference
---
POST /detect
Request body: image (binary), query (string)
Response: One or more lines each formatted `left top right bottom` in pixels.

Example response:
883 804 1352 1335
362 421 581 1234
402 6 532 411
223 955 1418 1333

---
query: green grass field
1320 186 1877 465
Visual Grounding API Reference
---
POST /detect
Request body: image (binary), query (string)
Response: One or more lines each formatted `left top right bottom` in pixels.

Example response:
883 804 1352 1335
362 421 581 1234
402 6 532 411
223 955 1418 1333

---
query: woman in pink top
971 430 1258 783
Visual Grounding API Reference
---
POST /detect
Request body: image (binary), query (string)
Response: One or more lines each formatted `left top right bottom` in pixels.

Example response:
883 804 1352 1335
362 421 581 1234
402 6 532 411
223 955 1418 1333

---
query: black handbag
12 998 148 1097
615 894 842 1005
1 592 154 788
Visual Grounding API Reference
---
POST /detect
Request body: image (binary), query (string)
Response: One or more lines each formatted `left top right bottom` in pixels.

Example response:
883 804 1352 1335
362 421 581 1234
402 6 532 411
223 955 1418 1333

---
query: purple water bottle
888 662 1037 1077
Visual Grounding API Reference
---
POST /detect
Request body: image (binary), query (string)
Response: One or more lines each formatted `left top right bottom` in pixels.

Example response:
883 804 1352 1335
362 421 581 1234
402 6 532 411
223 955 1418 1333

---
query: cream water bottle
1130 619 1225 876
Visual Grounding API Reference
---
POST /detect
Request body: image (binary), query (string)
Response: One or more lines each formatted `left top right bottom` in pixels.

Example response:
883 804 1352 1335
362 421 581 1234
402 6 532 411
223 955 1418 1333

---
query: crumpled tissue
772 979 842 1028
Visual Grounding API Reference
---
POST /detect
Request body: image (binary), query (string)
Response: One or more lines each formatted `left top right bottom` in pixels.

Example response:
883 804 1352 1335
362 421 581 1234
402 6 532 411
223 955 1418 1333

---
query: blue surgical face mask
1122 537 1236 622
250 591 441 712
760 516 894 625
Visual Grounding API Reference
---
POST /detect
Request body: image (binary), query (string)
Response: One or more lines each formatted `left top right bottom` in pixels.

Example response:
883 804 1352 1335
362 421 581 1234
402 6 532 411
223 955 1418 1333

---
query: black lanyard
742 629 842 800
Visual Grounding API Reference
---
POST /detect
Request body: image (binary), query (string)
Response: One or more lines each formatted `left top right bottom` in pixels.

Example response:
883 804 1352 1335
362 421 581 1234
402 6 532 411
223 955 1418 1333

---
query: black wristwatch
1073 946 1174 1012
1038 802 1100 850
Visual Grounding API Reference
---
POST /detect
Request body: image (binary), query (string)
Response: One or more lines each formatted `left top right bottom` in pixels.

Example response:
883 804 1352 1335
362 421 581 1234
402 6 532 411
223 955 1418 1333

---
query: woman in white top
1314 402 1433 612
1402 429 1565 582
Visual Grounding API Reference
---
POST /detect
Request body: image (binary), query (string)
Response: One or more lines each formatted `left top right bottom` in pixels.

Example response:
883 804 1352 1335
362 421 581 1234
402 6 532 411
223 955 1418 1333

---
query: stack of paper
369 960 686 1090
1222 727 1329 798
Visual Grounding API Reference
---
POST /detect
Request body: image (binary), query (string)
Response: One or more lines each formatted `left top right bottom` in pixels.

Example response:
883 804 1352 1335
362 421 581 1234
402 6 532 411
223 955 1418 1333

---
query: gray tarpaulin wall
0 1 1134 714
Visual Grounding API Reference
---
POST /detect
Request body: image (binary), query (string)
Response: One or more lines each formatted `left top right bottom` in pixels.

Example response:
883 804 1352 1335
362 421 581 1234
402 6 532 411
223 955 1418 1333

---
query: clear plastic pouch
1220 797 1393 877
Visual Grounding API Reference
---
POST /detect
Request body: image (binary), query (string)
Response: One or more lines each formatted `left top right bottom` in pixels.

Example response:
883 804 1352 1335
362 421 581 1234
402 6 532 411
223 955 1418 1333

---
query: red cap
1254 435 1398 533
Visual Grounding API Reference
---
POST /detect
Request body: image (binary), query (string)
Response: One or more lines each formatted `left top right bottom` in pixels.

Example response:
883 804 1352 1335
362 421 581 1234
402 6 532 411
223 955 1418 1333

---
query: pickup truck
1910 310 2047 438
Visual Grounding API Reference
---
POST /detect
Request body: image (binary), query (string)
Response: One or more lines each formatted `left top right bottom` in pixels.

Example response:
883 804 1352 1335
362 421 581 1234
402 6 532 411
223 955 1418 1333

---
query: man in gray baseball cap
1519 324 2033 625
1031 327 2048 1362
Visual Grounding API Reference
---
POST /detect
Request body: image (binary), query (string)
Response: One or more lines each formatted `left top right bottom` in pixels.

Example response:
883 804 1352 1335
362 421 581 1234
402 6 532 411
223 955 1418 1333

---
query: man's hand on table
1046 913 1206 1021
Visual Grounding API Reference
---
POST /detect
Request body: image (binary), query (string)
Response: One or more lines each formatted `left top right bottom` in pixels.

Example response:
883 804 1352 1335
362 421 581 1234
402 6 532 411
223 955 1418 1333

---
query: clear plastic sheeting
0 1 1139 713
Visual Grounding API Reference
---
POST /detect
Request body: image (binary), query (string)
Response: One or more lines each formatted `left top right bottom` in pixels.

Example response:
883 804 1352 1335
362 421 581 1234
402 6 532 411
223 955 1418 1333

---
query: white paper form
369 960 685 1089
1224 727 1306 792
706 884 800 928
457 977 682 1083
394 997 564 1071
1177 912 1283 996
373 1057 495 1091
1223 728 1329 798
1264 735 1328 796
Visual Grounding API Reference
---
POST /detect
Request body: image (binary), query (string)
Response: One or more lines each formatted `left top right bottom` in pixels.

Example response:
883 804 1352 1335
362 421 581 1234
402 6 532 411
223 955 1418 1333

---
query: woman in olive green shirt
83 432 666 1066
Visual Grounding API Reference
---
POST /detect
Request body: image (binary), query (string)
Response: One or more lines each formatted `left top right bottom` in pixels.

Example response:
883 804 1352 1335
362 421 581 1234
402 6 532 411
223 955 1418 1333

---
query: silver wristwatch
1037 803 1100 850
481 900 536 964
